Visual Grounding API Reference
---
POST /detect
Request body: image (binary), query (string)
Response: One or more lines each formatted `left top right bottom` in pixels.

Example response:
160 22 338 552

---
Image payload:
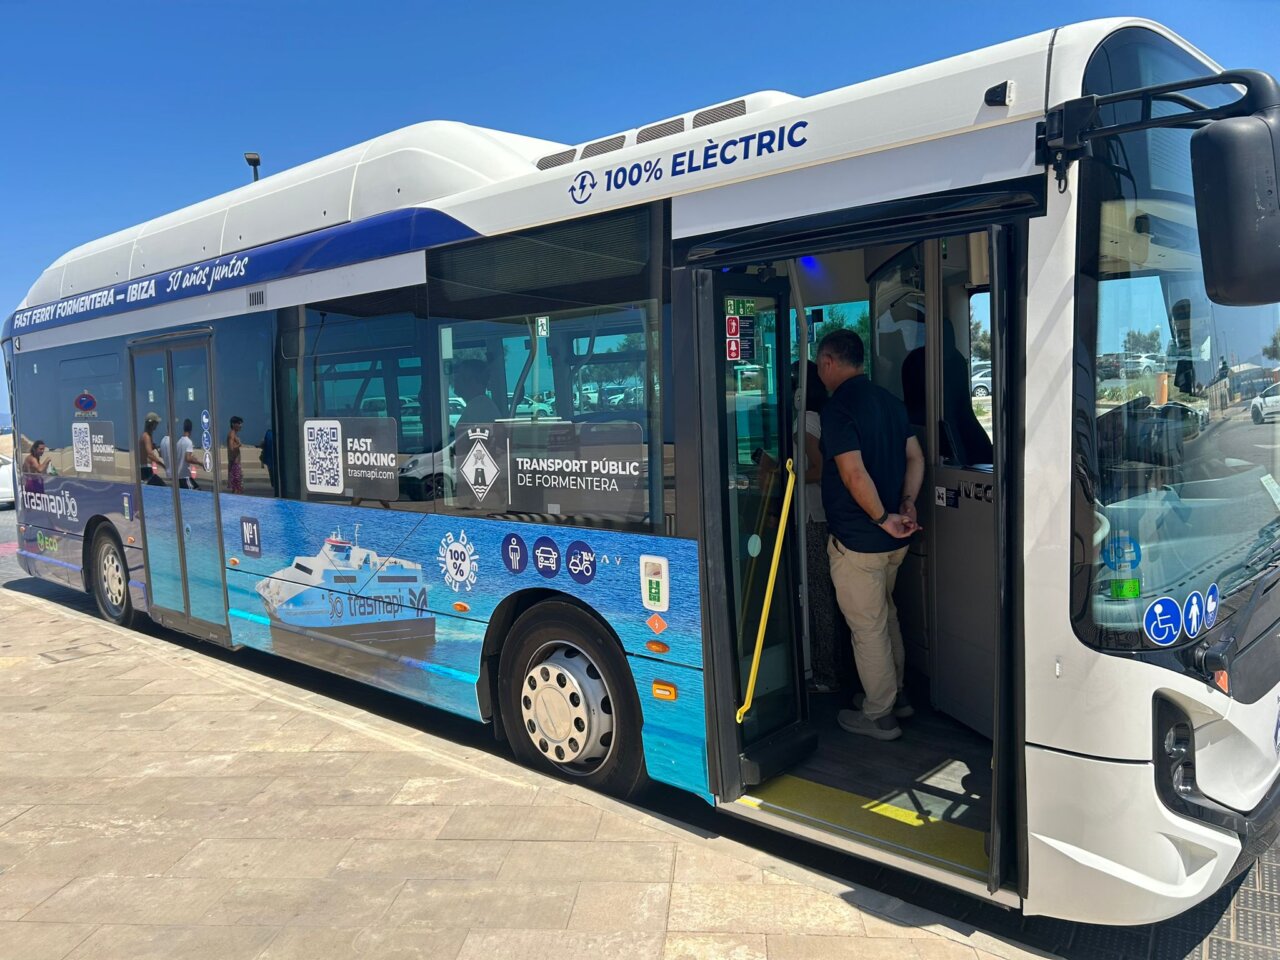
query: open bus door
696 269 817 792
129 335 233 645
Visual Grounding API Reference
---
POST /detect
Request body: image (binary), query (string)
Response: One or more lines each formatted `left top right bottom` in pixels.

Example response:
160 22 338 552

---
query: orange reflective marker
126 536 136 544
652 681 678 701
1213 670 1230 694
645 640 670 654
453 601 471 613
228 557 239 566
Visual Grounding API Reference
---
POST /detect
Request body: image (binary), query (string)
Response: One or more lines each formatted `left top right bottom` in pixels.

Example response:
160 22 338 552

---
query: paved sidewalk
0 586 1046 960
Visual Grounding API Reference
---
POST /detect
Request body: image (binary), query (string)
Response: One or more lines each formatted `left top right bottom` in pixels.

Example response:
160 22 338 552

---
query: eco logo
460 428 499 501
438 531 479 592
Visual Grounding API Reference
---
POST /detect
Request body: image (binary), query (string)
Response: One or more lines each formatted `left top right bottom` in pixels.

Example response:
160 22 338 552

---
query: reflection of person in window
260 427 277 495
227 416 243 493
23 440 50 494
452 359 501 425
140 412 166 485
175 419 200 489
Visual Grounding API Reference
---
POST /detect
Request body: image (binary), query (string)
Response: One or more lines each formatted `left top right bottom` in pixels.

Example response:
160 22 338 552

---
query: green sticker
1110 578 1142 600
647 579 662 603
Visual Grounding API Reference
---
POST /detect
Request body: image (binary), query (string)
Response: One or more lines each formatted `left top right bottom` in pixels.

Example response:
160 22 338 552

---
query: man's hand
900 496 917 525
879 514 920 539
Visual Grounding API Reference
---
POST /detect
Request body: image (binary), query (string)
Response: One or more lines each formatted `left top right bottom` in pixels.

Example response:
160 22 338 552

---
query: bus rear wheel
91 528 137 629
499 601 648 799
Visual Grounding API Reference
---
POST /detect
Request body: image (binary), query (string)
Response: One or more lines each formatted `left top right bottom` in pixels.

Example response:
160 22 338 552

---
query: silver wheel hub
520 644 614 771
101 547 126 608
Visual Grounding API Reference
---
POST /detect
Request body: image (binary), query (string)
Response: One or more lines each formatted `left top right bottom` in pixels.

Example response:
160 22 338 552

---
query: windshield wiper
1217 519 1280 593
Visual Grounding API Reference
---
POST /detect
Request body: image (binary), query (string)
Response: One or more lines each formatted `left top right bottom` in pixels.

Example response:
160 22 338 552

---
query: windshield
1073 27 1280 650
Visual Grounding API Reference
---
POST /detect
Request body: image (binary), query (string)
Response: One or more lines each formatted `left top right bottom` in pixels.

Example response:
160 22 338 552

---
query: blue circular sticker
532 537 561 578
502 533 528 574
1205 582 1221 630
1182 591 1206 639
1143 596 1183 647
1101 534 1141 571
566 541 597 585
74 391 97 412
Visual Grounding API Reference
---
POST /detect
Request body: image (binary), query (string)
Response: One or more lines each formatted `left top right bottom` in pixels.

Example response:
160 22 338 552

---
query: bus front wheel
91 528 137 629
499 601 648 799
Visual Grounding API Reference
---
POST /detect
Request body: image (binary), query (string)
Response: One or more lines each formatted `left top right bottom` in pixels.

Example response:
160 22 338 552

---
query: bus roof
11 17 1207 327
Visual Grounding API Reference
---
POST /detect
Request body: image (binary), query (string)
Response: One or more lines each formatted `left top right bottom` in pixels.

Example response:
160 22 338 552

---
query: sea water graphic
208 493 709 796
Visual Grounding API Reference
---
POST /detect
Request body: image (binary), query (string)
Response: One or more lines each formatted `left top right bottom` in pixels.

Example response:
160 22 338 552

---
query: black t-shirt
820 374 910 553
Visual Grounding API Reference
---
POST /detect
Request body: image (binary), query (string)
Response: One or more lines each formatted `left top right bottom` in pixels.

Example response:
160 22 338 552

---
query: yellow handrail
737 457 796 724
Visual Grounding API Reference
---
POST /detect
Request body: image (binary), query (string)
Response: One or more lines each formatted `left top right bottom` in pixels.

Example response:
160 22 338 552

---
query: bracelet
872 509 889 526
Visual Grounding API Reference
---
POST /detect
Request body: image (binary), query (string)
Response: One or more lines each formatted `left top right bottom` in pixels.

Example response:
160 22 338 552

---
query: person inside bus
817 329 924 741
756 361 845 692
227 416 244 494
139 412 166 485
452 358 501 426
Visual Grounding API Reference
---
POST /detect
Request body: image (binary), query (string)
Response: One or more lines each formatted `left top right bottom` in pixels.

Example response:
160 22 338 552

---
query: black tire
1254 406 1265 424
499 601 648 799
90 527 137 628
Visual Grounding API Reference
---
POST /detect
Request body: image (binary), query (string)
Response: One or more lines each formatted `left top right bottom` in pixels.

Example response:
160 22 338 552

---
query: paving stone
455 930 664 960
334 839 510 880
500 840 674 883
438 805 601 841
0 920 96 960
661 933 767 960
568 882 671 931
1238 909 1280 950
217 804 455 841
5 836 197 877
24 875 231 924
384 879 578 929
348 752 463 779
259 926 468 960
913 941 986 960
1207 937 1280 959
672 843 762 884
594 811 675 842
64 923 277 960
249 776 408 807
220 751 366 778
0 751 118 777
767 934 931 958
90 751 236 778
667 882 864 936
150 694 265 712
392 776 539 807
169 838 354 878
201 877 404 927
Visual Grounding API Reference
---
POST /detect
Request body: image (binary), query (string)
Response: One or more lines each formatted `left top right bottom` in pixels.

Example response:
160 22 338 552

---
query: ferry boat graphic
255 526 436 656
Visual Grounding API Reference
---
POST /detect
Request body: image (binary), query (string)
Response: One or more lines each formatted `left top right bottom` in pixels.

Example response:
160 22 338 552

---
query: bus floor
738 677 993 881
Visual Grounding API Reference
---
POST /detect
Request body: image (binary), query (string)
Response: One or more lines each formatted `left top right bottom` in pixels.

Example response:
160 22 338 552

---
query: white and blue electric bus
8 17 1280 924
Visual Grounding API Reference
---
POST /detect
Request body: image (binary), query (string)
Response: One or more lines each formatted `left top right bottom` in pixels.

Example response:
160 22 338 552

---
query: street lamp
244 153 261 182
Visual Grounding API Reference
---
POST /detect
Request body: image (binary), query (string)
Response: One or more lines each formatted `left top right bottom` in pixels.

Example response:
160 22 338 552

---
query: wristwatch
872 509 889 526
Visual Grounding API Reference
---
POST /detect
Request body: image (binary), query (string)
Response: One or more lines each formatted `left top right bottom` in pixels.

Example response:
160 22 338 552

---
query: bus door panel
129 338 232 645
923 228 1013 894
704 271 810 782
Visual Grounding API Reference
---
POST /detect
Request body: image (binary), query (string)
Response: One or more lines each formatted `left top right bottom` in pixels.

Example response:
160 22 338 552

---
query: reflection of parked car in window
1123 353 1165 377
1155 400 1207 439
971 369 992 397
1251 383 1280 424
398 444 452 501
0 455 13 509
1096 353 1124 380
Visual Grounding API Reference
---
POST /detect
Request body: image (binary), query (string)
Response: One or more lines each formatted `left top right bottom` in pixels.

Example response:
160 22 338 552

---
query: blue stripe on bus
17 550 81 572
5 206 478 341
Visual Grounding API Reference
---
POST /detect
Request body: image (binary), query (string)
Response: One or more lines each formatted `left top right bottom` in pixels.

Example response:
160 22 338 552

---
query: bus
7 17 1280 925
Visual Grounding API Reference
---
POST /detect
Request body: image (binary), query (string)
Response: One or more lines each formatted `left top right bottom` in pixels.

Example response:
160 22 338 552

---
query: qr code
71 422 92 473
304 420 344 494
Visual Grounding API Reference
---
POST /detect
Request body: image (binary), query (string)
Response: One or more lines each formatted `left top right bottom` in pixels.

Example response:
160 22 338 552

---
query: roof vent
536 148 578 171
637 118 685 144
580 135 627 159
247 289 266 308
693 100 747 128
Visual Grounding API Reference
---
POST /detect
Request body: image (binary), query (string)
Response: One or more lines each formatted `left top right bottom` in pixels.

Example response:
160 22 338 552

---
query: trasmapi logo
21 489 78 522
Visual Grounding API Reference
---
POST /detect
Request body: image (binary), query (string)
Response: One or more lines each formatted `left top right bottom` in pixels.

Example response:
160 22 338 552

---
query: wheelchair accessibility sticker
1143 596 1183 646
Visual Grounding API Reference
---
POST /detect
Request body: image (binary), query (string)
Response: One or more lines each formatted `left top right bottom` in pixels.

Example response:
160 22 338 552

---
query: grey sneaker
837 709 902 741
852 692 915 719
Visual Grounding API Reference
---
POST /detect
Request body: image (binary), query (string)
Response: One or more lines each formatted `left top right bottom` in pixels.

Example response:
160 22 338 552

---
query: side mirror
1192 104 1280 306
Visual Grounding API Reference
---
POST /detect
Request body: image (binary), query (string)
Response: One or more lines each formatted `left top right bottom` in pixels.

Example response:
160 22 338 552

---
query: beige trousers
826 538 909 720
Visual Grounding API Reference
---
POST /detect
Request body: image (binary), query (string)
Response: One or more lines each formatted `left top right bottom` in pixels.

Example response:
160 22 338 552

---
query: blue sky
1 0 1276 338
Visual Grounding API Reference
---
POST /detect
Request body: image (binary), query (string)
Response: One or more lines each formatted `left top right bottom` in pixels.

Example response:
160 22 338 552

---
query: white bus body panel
1023 745 1239 924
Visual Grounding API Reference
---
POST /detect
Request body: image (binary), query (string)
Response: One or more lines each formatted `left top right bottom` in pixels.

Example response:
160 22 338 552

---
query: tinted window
212 313 276 497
